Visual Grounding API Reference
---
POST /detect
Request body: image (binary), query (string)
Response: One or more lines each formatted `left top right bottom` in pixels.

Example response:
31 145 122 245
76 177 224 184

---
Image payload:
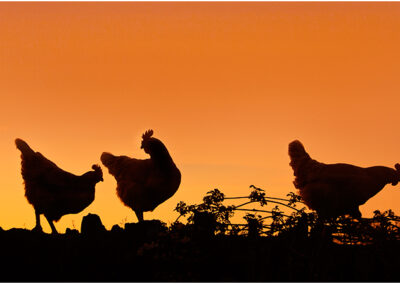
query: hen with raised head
289 140 400 219
100 130 181 222
15 138 103 233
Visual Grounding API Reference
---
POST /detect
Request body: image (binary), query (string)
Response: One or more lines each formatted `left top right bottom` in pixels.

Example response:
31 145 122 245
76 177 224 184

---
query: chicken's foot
32 210 43 232
45 215 58 234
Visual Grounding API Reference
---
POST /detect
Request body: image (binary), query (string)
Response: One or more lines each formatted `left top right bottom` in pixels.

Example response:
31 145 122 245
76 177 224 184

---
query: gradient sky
1 2 400 233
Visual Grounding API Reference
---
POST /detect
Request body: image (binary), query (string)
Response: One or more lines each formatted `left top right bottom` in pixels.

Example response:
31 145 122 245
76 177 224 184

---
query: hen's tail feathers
288 140 307 158
15 138 35 157
288 140 310 168
100 152 115 168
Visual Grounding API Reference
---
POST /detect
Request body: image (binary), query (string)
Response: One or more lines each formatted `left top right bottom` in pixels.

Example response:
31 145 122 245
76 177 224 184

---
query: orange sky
1 2 400 233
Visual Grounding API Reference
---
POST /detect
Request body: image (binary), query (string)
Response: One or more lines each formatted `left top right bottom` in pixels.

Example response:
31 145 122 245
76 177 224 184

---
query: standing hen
288 140 400 219
100 130 181 222
15 139 103 233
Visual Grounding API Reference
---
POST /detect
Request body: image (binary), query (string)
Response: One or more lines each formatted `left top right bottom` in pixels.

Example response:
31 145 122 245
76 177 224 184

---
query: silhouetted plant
175 186 400 244
175 186 307 237
175 189 235 235
243 213 263 237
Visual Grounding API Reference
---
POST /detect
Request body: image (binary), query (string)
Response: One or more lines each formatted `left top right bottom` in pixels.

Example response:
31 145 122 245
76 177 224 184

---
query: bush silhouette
174 186 400 244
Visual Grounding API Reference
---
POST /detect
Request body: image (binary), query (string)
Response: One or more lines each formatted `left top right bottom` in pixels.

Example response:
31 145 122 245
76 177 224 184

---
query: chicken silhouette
15 139 103 233
100 130 181 222
289 140 400 219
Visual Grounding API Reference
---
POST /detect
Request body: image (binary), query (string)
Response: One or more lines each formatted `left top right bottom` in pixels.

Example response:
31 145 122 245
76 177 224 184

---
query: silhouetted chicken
289 140 400 219
100 130 181 222
15 139 103 233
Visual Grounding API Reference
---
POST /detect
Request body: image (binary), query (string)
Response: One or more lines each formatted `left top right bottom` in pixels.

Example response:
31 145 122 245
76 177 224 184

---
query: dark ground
1 217 399 282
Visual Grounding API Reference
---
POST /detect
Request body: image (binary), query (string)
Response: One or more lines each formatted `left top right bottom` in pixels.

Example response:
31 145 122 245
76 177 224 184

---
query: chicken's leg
45 215 58 234
134 210 144 222
32 210 43 232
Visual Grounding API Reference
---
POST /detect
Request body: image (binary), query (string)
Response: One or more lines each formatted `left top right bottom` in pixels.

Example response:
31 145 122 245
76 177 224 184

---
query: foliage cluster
174 186 400 245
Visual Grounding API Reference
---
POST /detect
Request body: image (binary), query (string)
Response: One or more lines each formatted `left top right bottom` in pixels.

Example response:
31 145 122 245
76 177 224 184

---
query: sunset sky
1 2 400 233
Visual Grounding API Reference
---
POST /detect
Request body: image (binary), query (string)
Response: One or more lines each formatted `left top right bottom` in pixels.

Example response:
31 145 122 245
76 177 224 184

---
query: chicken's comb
142 129 154 140
92 164 102 172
